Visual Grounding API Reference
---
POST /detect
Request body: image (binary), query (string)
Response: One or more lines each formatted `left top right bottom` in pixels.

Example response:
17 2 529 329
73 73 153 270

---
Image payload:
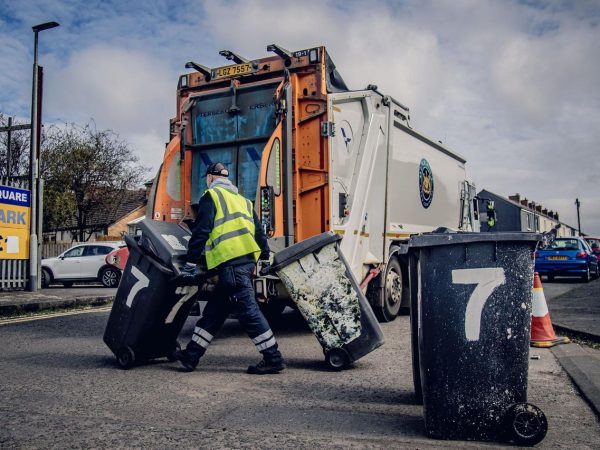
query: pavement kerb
551 343 600 418
553 323 600 344
0 295 114 317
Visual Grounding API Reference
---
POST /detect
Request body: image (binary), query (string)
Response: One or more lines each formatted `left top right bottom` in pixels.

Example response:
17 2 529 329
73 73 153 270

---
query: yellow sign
0 227 29 259
0 185 31 260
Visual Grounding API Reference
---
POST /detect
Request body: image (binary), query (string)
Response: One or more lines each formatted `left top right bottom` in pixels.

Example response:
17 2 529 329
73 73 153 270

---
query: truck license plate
211 63 255 80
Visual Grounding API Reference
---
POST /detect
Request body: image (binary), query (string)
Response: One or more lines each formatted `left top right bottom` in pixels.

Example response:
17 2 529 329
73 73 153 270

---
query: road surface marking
0 306 112 326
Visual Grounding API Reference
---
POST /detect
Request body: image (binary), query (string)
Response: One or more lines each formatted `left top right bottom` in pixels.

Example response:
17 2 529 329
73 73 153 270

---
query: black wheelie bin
103 219 202 369
266 231 384 370
407 231 547 446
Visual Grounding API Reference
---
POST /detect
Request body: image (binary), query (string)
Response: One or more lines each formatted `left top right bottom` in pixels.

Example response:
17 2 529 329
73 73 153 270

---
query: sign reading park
0 184 31 260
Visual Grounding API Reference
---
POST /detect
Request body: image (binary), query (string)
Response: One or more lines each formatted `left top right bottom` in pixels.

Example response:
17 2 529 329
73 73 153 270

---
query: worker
175 162 285 375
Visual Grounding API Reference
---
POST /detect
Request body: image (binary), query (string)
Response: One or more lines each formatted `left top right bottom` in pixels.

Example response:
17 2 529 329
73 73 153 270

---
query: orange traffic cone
530 272 570 348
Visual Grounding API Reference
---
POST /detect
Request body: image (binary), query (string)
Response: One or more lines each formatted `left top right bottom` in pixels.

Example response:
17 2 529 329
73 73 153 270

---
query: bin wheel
504 403 547 446
325 348 351 370
167 342 181 362
116 346 136 370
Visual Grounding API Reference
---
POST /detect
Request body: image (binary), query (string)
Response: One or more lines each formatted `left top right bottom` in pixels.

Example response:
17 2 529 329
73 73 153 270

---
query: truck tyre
369 257 403 322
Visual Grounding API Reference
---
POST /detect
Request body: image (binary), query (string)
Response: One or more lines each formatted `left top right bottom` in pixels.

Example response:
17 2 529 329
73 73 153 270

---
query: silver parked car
41 242 123 288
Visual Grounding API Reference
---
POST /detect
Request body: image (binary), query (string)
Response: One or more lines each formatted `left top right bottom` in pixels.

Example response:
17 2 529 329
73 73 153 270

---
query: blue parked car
535 237 599 282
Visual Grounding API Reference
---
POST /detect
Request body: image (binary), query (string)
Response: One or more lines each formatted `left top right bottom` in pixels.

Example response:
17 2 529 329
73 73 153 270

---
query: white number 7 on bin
452 268 506 341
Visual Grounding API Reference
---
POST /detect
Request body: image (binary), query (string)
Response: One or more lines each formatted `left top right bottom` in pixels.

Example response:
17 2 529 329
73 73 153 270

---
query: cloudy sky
1 0 599 233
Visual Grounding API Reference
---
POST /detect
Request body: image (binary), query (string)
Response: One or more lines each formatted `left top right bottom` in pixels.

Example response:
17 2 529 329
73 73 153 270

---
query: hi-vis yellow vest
205 186 261 270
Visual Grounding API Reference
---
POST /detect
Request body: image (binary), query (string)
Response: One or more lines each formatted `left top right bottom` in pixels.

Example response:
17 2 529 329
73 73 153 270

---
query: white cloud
45 45 174 137
1 0 599 233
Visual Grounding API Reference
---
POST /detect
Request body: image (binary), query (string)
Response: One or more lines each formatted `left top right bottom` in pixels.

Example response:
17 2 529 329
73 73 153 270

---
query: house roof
50 189 147 232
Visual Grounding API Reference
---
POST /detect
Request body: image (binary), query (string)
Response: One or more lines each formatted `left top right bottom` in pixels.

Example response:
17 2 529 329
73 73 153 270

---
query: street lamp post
575 198 581 236
28 21 59 292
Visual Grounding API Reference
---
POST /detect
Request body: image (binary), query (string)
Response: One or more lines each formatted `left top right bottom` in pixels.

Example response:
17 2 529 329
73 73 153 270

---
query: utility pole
0 117 31 176
575 198 581 236
28 21 59 292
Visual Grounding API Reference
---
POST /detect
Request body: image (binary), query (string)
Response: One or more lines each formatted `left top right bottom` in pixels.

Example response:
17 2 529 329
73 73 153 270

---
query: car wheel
593 265 600 280
62 281 74 288
581 267 591 282
41 268 52 288
547 275 554 282
101 267 121 288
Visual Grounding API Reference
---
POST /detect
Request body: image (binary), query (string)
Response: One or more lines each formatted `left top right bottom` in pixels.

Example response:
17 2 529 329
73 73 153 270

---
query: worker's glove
258 260 271 276
180 262 198 277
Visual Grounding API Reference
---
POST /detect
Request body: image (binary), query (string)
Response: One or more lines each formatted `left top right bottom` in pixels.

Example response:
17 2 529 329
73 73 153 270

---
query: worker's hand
180 262 198 276
258 260 271 276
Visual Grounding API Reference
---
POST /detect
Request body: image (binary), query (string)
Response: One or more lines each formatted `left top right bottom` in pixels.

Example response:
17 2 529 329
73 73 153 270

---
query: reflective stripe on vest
205 186 260 269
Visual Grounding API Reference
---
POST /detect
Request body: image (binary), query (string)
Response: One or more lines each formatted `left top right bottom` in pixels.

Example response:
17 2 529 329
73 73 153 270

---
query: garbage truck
147 45 480 322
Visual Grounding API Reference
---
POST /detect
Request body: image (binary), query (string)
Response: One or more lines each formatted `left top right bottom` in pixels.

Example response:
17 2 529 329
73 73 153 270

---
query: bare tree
0 113 31 178
41 122 149 241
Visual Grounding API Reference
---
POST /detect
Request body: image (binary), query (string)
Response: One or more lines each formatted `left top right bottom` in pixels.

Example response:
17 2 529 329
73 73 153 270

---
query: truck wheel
503 403 547 446
369 257 403 322
41 268 52 288
116 346 136 370
325 348 351 370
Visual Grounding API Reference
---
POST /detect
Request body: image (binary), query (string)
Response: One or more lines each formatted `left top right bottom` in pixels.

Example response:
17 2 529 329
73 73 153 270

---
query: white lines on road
0 306 111 326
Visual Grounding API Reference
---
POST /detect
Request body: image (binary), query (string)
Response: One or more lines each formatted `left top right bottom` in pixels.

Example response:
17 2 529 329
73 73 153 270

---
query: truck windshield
190 82 278 204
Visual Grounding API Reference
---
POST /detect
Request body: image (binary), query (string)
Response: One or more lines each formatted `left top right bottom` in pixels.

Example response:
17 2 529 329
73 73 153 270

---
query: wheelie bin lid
270 231 342 272
137 219 191 265
408 231 542 248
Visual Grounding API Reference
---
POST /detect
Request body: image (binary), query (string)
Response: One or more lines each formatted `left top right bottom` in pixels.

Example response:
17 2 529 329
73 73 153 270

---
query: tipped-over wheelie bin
266 231 384 370
407 231 547 446
103 219 202 369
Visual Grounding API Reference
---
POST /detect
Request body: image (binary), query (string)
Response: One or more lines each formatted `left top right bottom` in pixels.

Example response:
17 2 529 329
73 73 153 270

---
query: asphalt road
542 277 589 301
1 306 599 448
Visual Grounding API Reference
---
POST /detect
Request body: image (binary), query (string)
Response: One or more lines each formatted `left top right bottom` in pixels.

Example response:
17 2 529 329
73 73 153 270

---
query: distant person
175 162 285 375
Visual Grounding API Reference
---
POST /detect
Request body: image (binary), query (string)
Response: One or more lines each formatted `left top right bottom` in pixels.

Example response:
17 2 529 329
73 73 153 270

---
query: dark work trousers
188 262 283 363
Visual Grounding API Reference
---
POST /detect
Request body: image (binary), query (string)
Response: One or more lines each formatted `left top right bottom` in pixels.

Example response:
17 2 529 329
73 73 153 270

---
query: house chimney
509 193 521 203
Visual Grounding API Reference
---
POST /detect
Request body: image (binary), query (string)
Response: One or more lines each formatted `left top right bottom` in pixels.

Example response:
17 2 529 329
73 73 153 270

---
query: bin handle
124 234 175 276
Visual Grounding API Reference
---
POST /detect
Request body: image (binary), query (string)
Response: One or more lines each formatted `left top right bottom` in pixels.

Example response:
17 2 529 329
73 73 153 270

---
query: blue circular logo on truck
419 159 434 208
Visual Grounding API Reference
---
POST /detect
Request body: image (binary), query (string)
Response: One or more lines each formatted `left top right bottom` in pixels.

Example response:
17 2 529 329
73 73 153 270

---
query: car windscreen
544 239 580 250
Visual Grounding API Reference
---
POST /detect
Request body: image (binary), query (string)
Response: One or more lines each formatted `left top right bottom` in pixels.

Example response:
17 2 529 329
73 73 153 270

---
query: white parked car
42 242 124 288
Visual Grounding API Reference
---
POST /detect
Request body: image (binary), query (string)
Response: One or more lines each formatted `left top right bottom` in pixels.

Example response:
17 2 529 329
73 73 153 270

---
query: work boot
247 358 286 375
174 343 204 372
